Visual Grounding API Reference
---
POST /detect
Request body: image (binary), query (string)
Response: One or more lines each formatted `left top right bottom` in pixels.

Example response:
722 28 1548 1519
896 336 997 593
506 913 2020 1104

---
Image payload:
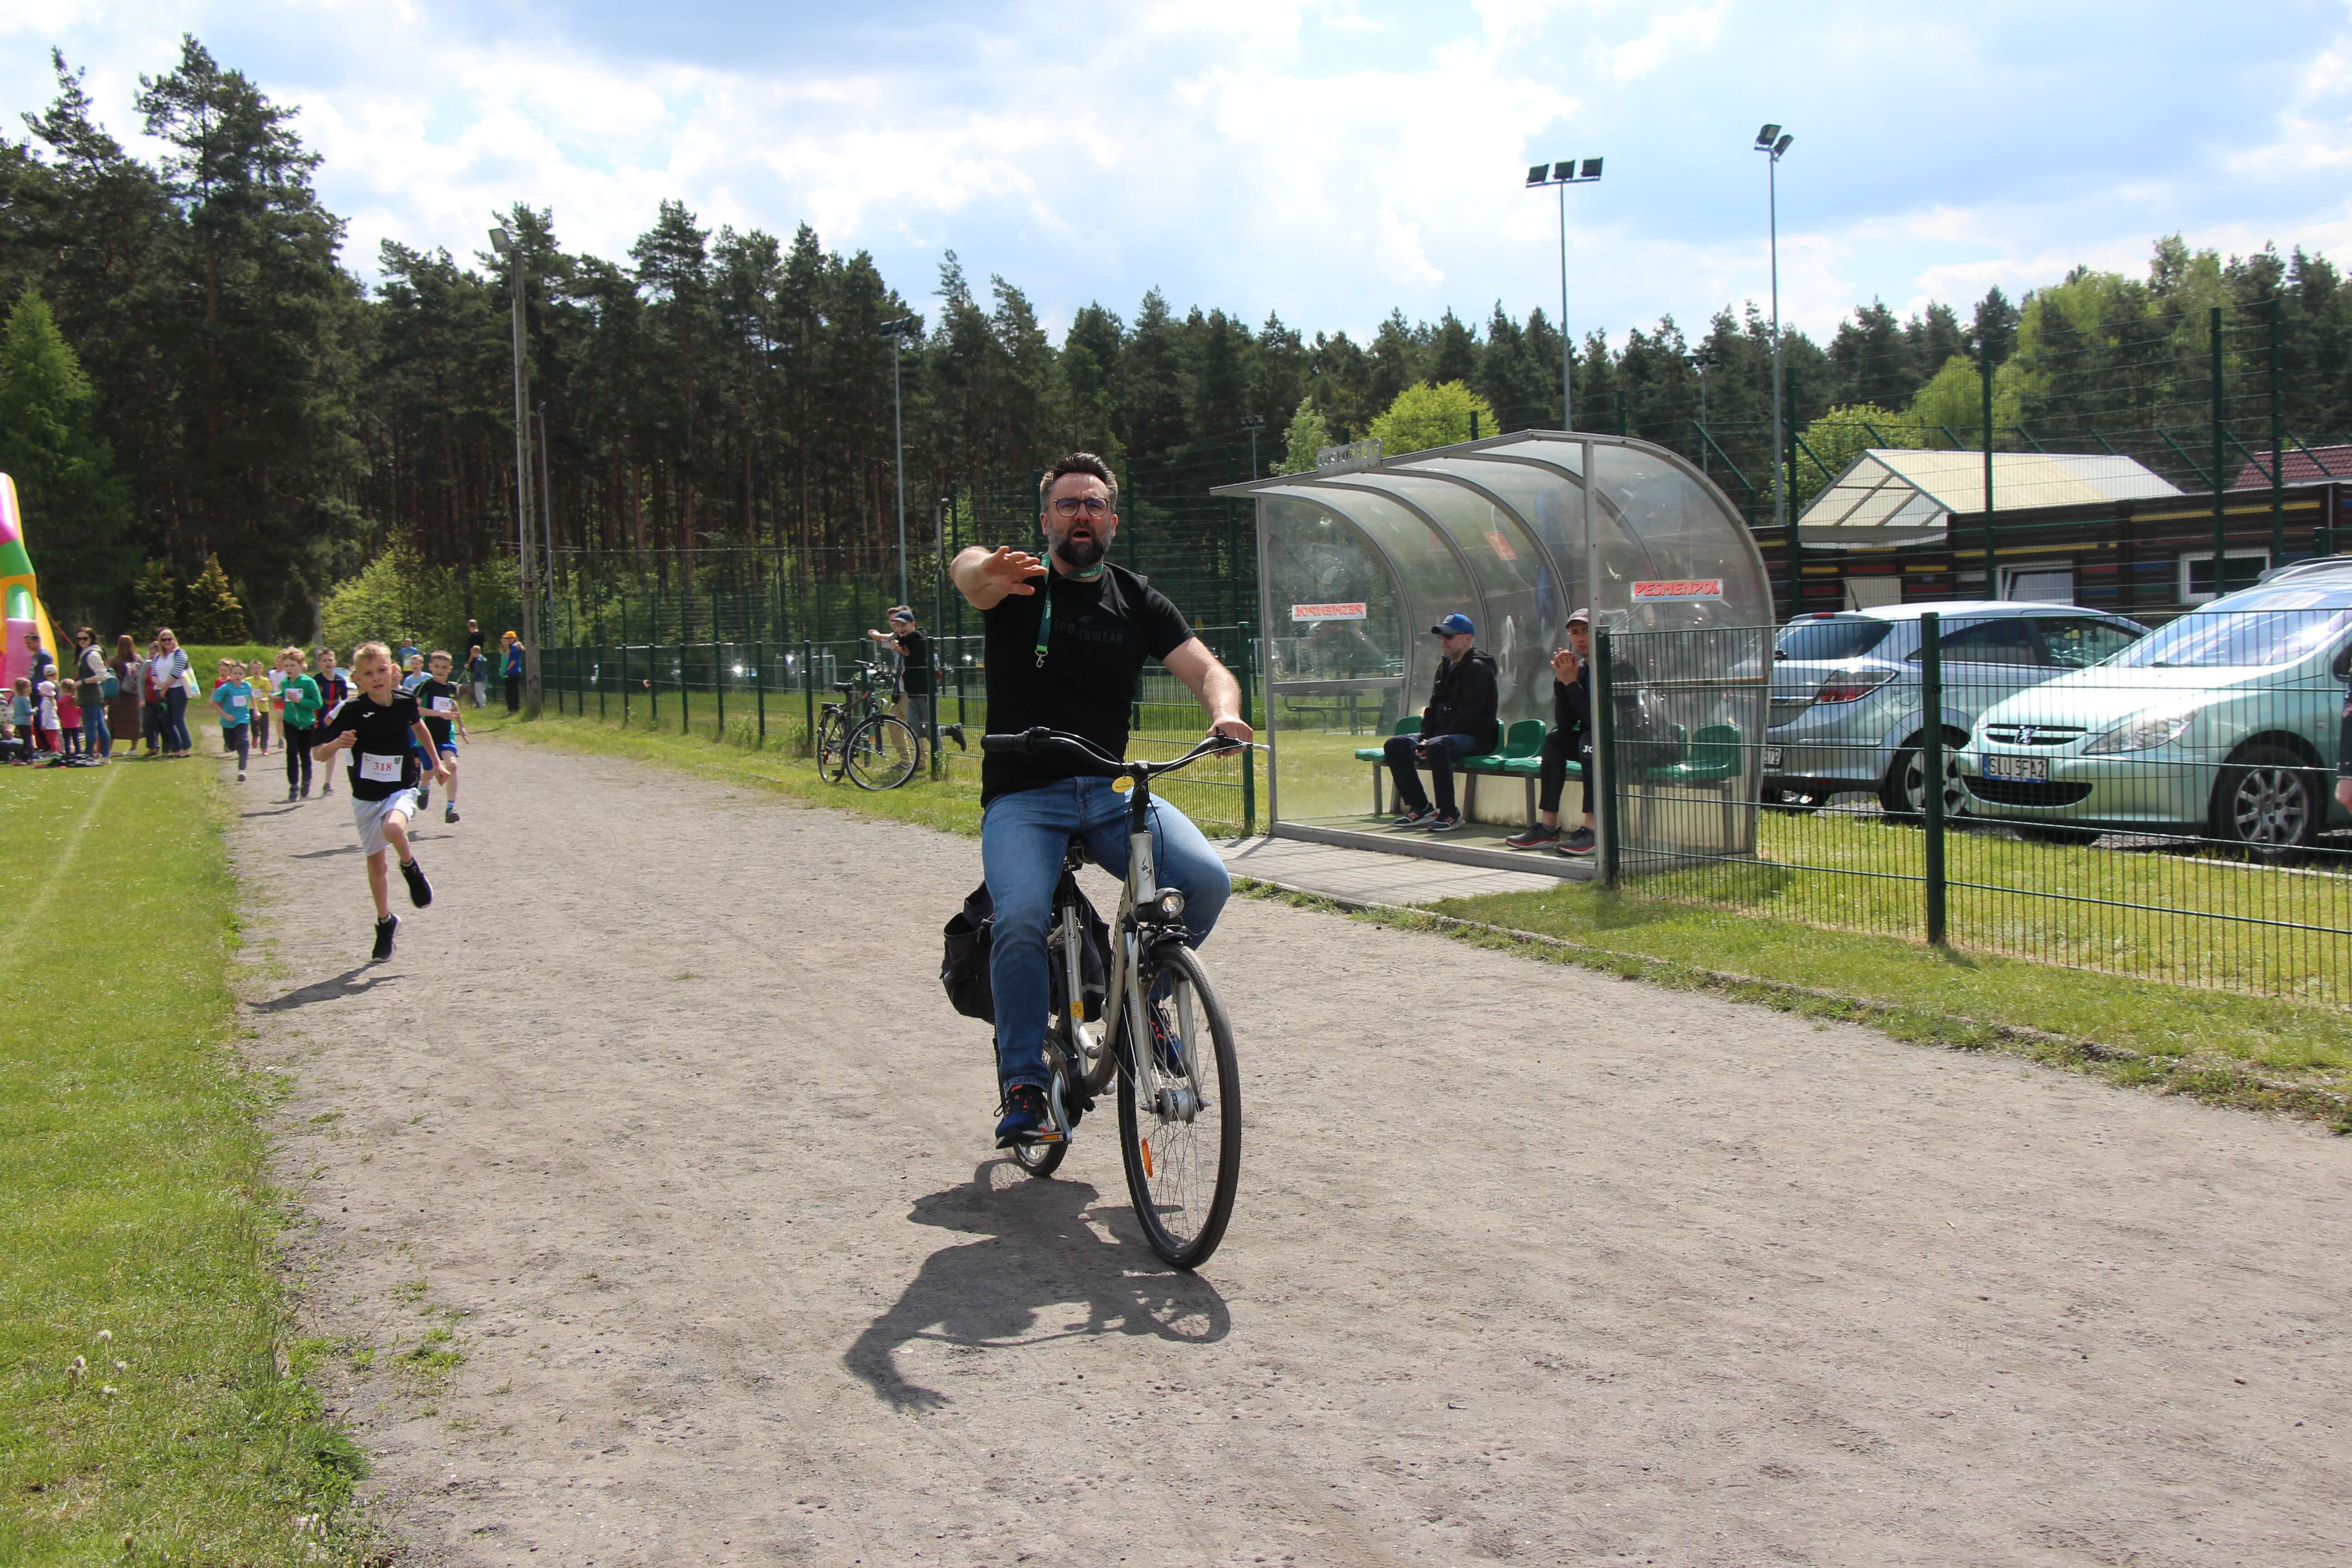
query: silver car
1956 563 2352 854
1764 602 2149 816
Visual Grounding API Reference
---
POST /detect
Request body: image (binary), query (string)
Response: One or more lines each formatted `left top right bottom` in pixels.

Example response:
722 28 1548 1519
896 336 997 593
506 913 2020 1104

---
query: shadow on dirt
845 1158 1231 1410
250 965 400 1012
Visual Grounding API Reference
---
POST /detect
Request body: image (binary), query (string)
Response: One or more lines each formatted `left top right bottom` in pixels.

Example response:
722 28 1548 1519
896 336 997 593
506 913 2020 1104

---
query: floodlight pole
1526 158 1602 431
880 319 913 611
1755 125 1793 618
492 224 541 717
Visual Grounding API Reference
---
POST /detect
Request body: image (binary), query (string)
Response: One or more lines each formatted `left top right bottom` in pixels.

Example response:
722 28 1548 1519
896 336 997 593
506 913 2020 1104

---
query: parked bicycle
816 661 920 790
979 725 1247 1270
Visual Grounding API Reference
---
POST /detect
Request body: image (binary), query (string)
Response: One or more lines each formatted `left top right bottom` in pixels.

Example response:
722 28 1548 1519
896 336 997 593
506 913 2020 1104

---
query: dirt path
232 734 2352 1567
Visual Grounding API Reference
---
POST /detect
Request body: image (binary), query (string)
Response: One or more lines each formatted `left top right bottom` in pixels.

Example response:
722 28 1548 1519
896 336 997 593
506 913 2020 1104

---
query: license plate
1761 746 1783 769
1984 755 2049 782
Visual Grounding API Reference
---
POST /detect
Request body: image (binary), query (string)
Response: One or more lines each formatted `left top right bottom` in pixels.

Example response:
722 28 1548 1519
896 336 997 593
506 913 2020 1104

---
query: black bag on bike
939 879 1111 1027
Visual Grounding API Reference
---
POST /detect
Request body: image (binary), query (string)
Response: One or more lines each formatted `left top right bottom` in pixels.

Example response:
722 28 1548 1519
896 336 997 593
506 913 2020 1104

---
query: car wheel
1878 730 1970 823
2208 743 2322 861
2013 824 2100 847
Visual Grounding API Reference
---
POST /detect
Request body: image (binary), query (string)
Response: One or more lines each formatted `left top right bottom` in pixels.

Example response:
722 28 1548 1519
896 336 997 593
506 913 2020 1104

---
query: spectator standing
1380 613 1499 833
139 637 165 754
501 631 524 714
21 630 54 684
108 633 141 755
864 606 935 768
396 635 420 667
464 619 486 667
33 668 61 755
275 647 323 800
467 645 489 708
10 676 34 760
150 628 191 757
70 627 110 760
55 667 82 757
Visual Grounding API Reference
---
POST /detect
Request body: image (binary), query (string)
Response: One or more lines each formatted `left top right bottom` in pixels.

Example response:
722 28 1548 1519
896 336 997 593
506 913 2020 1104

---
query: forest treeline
8 36 2352 640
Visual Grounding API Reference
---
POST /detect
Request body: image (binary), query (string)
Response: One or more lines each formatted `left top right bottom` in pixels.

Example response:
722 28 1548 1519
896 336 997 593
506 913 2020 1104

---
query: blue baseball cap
1430 613 1475 637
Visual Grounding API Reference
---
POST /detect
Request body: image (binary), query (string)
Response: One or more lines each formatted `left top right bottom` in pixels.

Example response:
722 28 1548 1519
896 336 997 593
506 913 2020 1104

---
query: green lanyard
1033 563 1104 667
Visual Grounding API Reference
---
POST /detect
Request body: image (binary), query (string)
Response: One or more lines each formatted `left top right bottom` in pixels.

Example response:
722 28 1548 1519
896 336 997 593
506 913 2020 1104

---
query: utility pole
490 223 540 716
536 402 555 633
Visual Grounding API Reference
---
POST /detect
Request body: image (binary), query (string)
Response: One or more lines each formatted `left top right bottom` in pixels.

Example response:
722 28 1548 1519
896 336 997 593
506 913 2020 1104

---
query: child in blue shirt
212 659 255 781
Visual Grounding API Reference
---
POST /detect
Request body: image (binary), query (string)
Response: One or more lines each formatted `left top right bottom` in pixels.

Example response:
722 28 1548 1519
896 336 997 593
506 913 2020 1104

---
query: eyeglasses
1050 496 1110 519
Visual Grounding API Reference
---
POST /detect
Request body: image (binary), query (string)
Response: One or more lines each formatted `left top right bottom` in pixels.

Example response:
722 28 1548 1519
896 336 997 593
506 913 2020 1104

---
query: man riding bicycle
952 451 1253 1148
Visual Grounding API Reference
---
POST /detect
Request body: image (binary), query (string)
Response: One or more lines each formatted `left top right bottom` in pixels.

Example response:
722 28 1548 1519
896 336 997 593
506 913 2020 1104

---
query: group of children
5 666 91 764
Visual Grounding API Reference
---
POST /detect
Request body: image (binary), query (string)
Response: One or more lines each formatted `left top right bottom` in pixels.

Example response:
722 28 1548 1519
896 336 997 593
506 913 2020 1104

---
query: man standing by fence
865 606 934 769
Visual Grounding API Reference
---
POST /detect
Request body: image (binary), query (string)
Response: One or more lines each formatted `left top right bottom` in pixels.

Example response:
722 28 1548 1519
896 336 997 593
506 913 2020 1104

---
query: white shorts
353 789 419 857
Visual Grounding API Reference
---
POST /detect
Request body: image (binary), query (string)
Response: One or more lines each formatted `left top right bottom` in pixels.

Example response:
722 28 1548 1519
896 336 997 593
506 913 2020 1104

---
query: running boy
311 642 448 961
276 647 323 800
415 650 469 823
213 659 255 781
314 648 352 796
249 659 274 755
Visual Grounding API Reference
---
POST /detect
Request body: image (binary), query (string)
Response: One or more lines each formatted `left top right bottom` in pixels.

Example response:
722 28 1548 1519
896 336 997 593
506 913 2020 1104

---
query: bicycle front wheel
1116 942 1240 1271
846 716 919 790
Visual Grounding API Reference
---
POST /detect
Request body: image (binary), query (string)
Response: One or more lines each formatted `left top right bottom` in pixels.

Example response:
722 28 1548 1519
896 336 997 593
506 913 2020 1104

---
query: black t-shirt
892 629 933 696
416 679 461 745
316 691 424 801
465 629 486 662
979 562 1194 804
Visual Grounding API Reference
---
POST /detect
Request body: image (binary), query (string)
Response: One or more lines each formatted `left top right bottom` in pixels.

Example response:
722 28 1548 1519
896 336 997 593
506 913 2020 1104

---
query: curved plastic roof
1216 430 1774 732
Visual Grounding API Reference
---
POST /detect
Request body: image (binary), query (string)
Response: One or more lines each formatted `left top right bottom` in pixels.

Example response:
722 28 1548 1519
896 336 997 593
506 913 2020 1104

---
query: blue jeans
980 778 1232 1098
83 703 109 757
162 687 191 753
1383 731 1481 815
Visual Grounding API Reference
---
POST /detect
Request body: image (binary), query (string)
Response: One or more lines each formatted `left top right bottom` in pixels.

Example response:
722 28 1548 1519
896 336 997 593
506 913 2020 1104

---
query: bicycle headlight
2082 706 2198 755
1153 889 1187 921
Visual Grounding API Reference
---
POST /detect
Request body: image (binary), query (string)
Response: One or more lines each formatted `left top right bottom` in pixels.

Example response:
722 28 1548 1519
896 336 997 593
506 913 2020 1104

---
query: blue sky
9 0 2350 346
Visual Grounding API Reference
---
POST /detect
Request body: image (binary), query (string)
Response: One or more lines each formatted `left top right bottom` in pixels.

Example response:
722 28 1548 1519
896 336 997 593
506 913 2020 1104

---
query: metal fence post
596 601 606 721
1237 623 1256 836
621 592 630 728
755 638 766 746
1593 625 1620 889
802 639 815 754
2270 299 2285 561
650 592 661 728
712 587 723 742
1920 612 1947 946
1981 347 1997 596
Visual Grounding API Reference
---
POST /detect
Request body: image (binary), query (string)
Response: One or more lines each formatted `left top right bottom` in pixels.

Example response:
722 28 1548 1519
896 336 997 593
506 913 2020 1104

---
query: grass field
0 759 373 1566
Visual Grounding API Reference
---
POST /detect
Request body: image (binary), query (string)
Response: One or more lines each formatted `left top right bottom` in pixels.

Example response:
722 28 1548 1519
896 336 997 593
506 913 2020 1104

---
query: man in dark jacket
1508 608 1603 855
1382 612 1499 832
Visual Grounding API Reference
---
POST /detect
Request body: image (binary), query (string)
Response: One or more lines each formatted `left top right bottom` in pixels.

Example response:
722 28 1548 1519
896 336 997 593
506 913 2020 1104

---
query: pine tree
130 559 180 637
180 553 249 642
0 289 133 622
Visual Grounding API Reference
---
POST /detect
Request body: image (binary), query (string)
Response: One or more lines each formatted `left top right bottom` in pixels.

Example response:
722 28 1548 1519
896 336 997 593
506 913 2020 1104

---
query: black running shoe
416 784 430 811
1390 805 1434 828
443 805 459 823
399 857 432 908
1557 826 1596 855
372 915 398 962
1423 811 1463 833
1504 823 1560 850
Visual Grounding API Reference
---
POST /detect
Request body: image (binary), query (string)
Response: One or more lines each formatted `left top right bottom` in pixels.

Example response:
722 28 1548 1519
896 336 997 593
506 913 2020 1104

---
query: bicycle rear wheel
846 715 919 790
1116 942 1240 1270
815 710 849 784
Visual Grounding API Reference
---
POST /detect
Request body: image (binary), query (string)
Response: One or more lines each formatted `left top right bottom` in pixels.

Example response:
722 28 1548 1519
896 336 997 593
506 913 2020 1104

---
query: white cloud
1608 2 1722 81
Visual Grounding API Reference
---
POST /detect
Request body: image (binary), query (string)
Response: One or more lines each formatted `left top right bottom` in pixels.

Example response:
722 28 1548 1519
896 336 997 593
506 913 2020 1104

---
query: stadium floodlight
1524 155 1606 431
489 220 539 710
1754 123 1795 570
488 225 511 254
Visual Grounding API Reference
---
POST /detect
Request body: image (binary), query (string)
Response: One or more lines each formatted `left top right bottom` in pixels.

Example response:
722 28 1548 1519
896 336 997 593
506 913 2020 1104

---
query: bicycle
978 726 1247 1270
817 662 917 789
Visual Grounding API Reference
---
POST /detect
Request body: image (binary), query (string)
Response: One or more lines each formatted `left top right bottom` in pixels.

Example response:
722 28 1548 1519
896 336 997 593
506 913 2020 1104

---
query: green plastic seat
1352 714 1420 764
1457 718 1546 775
1647 723 1742 784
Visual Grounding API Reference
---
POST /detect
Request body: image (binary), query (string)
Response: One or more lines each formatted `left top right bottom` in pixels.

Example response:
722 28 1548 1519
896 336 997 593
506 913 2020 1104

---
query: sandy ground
230 733 2352 1568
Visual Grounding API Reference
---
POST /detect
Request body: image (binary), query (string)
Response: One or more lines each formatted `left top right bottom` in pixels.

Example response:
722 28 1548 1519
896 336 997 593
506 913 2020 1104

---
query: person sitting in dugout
1382 612 1499 833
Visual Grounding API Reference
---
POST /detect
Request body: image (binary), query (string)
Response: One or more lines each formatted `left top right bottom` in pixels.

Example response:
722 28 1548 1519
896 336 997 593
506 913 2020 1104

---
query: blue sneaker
995 1084 1058 1148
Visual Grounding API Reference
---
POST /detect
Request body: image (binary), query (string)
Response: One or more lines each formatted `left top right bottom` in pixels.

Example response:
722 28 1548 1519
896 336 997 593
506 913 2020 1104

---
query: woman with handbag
150 627 191 757
71 627 112 760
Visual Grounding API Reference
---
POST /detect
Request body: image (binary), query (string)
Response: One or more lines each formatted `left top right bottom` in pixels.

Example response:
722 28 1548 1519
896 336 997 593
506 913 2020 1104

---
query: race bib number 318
358 752 404 783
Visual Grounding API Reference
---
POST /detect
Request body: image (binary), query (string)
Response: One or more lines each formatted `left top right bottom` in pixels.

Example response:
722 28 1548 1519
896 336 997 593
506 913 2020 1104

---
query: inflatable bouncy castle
0 473 62 691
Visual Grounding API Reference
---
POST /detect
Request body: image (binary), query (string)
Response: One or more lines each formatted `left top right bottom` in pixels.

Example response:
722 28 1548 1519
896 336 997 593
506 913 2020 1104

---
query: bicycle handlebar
980 726 1247 779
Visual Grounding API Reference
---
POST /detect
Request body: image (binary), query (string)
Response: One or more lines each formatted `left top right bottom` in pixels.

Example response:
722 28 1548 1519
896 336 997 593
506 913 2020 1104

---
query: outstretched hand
976 545 1049 596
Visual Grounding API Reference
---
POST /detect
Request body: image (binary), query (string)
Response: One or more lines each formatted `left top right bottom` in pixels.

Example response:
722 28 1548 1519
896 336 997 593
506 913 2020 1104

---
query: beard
1050 529 1107 571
